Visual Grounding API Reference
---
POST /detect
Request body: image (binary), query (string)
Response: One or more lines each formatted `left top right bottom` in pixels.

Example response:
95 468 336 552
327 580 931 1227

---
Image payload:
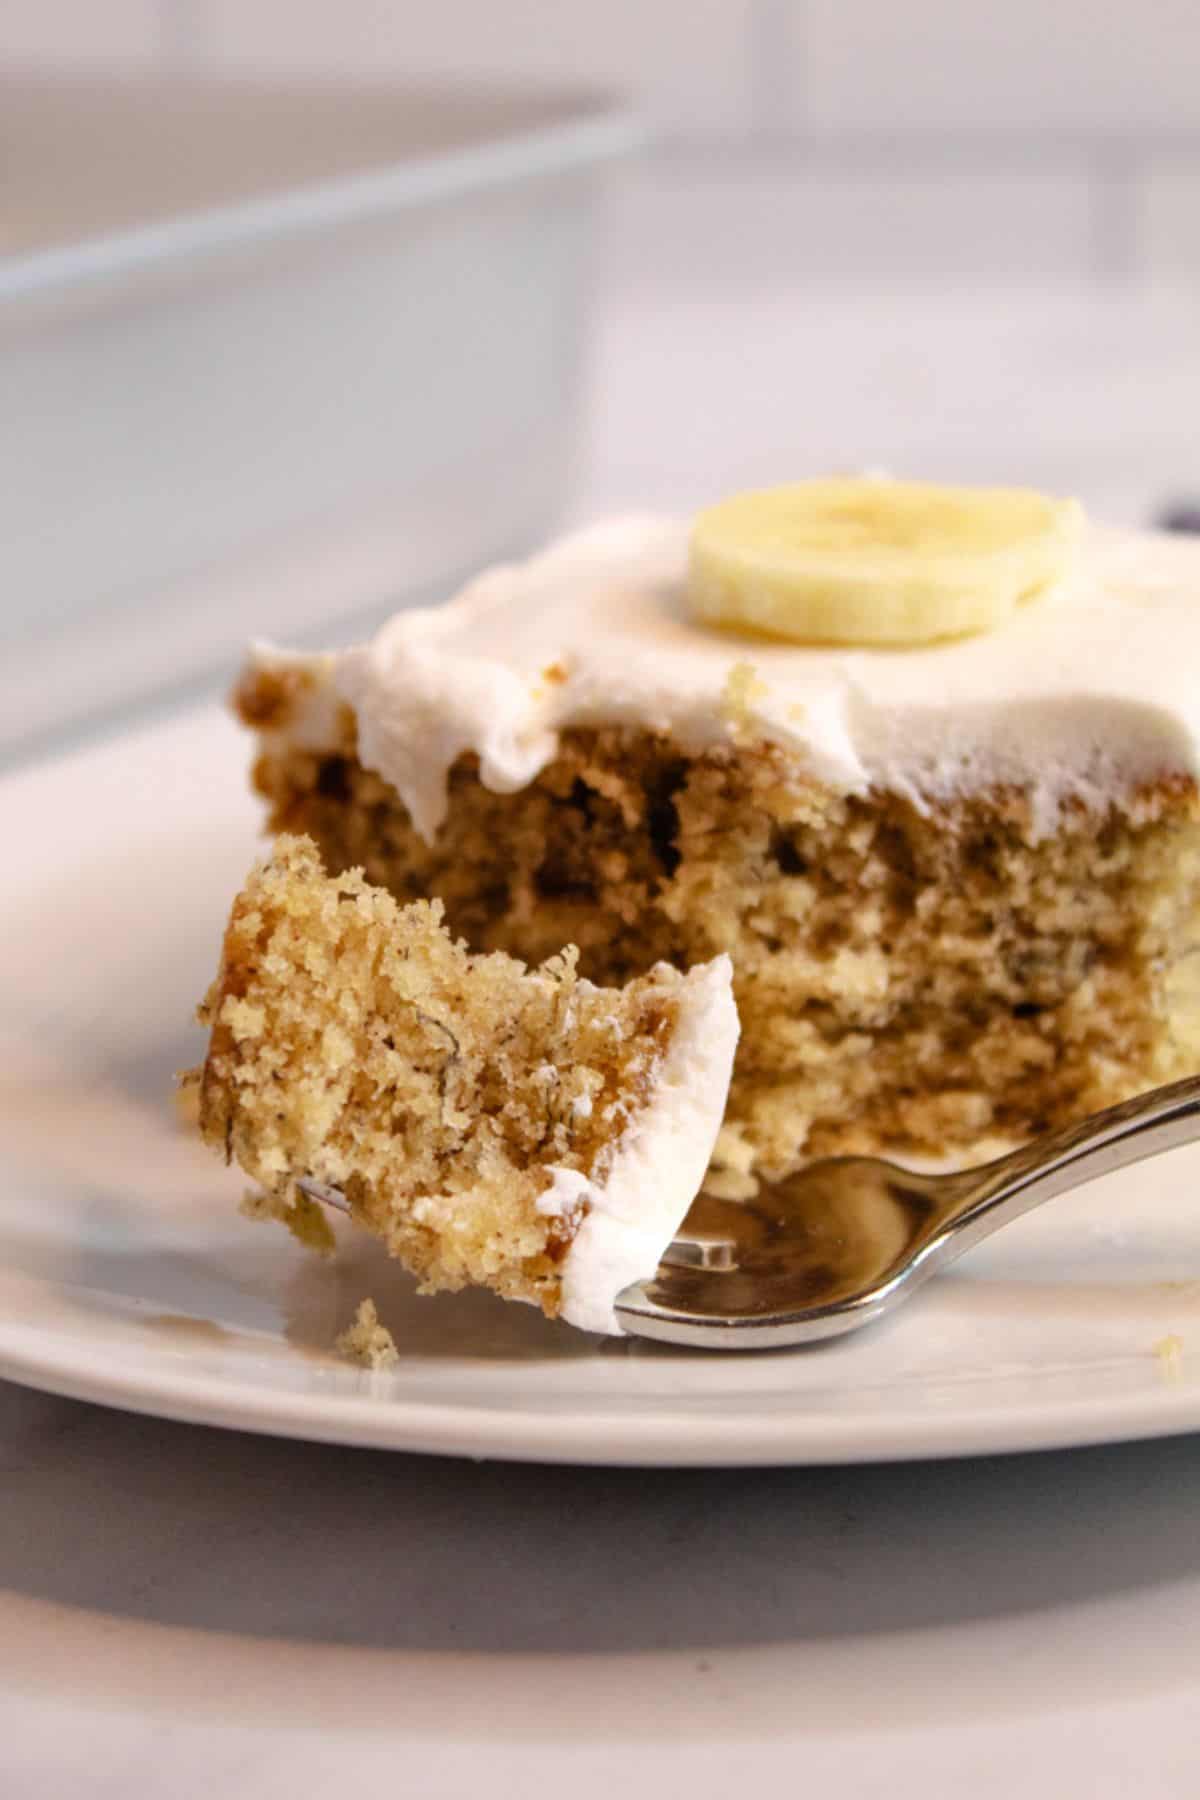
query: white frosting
535 1167 592 1220
258 513 1200 845
545 954 739 1336
248 641 345 752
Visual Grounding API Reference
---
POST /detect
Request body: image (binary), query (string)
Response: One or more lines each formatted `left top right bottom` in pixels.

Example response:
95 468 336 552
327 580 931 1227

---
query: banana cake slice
195 836 738 1333
229 480 1200 1195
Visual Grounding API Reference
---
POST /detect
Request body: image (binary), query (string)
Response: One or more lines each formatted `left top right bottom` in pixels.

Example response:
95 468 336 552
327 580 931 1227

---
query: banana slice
689 478 1084 647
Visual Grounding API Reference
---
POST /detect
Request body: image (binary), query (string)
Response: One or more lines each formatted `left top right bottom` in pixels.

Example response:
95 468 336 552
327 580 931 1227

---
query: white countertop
6 280 1200 1796
2 1379 1198 1797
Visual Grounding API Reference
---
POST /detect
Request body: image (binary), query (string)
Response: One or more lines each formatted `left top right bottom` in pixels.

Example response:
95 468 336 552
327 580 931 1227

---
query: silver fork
297 1074 1200 1351
613 1074 1200 1348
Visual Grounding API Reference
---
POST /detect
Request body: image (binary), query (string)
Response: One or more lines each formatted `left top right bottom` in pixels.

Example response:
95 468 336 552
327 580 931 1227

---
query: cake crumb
703 1122 760 1200
337 1299 399 1369
719 661 769 735
239 1184 336 1255
1153 1332 1184 1385
531 659 570 701
173 1071 202 1131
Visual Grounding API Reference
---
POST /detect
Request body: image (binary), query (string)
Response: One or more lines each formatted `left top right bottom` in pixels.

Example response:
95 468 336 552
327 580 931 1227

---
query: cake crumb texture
238 1183 336 1255
196 836 688 1315
244 682 1200 1188
337 1299 399 1369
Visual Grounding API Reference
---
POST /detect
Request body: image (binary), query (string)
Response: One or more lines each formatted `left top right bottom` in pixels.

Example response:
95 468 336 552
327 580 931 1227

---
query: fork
612 1074 1200 1348
297 1073 1200 1351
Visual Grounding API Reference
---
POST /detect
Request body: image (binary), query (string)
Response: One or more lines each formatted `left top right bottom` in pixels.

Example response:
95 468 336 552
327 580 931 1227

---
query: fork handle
942 1072 1200 1260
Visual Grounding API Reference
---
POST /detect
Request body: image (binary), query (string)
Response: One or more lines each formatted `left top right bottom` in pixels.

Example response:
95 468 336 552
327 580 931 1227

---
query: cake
228 482 1200 1200
196 835 738 1332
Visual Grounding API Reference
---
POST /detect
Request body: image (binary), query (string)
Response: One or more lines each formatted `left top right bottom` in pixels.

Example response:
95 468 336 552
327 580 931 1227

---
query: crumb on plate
337 1298 399 1370
1152 1332 1184 1385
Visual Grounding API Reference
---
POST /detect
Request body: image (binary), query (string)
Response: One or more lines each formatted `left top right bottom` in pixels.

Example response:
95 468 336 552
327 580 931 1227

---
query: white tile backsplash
1140 155 1200 277
184 0 759 134
803 0 1200 136
4 0 1200 282
608 155 1096 286
2 0 161 63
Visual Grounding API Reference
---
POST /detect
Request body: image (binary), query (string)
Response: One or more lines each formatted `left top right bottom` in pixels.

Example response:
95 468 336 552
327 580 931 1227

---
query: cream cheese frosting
543 954 739 1335
253 512 1200 844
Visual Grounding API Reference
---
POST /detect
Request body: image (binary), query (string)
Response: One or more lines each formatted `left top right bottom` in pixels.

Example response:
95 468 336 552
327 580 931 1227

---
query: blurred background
13 0 1200 283
5 0 1200 757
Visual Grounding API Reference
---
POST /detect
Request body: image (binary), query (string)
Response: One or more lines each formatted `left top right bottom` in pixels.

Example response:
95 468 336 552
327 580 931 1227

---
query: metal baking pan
0 72 635 760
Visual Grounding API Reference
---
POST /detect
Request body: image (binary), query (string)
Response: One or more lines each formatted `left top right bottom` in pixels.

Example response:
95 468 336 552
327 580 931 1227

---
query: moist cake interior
242 671 1200 1196
197 835 694 1315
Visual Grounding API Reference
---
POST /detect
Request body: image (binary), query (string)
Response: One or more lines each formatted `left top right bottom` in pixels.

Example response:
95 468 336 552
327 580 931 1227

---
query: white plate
4 704 1200 1466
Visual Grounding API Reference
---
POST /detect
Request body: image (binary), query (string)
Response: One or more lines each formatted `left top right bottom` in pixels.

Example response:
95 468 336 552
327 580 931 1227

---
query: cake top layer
256 512 1200 841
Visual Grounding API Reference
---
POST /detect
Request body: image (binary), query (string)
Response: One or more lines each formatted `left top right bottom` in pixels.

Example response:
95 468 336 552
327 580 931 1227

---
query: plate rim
1 1318 1197 1467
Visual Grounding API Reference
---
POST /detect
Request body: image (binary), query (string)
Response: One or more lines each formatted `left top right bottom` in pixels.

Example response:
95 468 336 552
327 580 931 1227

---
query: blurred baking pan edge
0 72 638 766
